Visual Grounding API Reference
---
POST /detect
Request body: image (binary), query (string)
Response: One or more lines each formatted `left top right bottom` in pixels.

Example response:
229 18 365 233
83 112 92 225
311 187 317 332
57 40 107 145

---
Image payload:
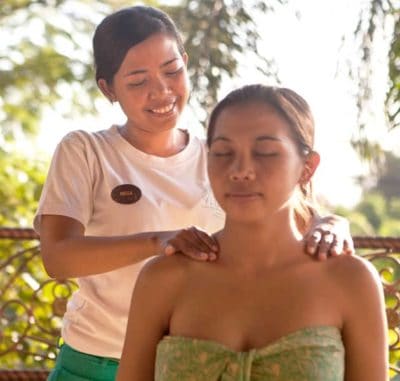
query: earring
299 172 310 196
300 182 308 197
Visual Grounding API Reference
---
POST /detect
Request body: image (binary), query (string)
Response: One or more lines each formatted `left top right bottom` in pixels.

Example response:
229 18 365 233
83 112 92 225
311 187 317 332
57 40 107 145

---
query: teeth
151 103 174 114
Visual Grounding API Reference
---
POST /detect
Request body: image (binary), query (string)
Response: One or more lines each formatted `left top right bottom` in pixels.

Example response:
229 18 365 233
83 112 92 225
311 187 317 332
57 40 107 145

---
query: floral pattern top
155 326 344 381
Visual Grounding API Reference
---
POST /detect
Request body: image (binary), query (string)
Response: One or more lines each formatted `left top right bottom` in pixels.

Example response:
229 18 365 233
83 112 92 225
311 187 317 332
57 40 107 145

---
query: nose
229 155 256 181
149 76 170 98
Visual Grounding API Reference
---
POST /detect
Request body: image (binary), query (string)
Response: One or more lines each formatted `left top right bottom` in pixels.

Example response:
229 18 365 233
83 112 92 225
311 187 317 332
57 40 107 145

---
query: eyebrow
124 57 180 77
256 135 281 142
211 135 281 143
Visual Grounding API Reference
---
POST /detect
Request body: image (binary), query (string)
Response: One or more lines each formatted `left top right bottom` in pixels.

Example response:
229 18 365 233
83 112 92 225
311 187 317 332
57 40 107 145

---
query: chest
169 265 341 350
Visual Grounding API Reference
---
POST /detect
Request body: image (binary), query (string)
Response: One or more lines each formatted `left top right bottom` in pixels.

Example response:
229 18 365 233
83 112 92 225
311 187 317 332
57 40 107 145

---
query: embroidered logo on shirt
111 184 142 204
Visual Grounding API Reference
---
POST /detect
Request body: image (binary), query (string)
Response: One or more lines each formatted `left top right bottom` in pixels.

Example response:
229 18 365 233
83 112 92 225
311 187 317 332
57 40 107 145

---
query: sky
32 0 400 208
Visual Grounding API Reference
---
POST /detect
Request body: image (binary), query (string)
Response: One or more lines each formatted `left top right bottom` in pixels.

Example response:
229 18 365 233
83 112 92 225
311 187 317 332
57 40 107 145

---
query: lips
226 192 262 198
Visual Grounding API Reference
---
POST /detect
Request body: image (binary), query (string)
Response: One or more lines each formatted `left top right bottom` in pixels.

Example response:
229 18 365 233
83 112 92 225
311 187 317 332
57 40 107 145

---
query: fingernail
212 245 218 252
164 245 175 255
209 253 217 261
199 252 208 259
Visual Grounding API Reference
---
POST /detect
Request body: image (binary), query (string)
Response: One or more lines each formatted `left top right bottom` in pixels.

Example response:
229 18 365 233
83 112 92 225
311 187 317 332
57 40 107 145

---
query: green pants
47 343 119 381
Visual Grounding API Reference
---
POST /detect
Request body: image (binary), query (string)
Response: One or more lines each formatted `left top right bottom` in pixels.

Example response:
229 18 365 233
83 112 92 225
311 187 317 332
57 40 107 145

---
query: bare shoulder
136 254 193 292
142 253 193 275
325 254 382 293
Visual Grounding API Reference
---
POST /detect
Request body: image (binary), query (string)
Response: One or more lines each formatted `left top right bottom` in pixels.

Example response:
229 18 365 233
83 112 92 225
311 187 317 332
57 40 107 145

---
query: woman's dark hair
207 84 314 155
207 84 318 229
93 6 185 84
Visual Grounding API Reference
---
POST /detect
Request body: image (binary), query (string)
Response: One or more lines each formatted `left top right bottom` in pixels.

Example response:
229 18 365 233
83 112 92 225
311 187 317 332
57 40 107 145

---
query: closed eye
212 152 233 157
166 67 184 76
128 80 146 87
254 152 278 157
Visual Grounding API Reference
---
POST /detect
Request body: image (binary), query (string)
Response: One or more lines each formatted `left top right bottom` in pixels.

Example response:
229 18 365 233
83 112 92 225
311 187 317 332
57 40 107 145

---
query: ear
300 151 320 184
97 78 117 103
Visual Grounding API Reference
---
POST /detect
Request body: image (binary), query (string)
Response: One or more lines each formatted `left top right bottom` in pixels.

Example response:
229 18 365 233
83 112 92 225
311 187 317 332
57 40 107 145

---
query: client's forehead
212 102 290 140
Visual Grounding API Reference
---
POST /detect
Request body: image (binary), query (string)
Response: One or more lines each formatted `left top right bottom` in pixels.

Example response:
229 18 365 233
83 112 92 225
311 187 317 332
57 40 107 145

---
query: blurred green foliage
335 152 400 236
352 0 400 159
0 150 47 227
163 0 282 118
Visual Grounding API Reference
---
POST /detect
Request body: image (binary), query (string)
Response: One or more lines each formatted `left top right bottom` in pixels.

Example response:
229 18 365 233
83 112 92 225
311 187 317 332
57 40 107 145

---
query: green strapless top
155 326 344 381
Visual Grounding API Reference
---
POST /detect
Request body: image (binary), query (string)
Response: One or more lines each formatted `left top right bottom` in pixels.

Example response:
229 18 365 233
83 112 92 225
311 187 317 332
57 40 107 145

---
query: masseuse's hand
161 226 219 261
305 214 354 260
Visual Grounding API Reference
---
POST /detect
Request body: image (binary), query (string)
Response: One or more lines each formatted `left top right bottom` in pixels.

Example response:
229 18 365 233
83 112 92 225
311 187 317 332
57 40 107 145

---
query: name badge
111 184 142 204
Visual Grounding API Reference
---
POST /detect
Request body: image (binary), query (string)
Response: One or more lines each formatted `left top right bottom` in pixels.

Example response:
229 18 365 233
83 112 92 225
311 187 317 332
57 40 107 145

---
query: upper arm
34 131 93 236
340 258 388 380
116 256 185 381
35 133 92 275
40 215 84 268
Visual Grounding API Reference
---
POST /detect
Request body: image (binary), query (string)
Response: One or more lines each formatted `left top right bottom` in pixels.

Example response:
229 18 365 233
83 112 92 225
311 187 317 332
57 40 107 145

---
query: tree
334 152 400 236
0 0 107 140
352 0 399 159
0 151 46 227
162 0 282 119
371 152 400 201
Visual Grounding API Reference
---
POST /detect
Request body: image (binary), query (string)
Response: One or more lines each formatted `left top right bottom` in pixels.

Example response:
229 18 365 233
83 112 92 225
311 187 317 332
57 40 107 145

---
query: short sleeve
33 131 94 233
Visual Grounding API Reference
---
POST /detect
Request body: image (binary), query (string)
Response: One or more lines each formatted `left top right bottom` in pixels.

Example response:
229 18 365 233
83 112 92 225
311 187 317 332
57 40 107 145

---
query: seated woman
116 84 388 381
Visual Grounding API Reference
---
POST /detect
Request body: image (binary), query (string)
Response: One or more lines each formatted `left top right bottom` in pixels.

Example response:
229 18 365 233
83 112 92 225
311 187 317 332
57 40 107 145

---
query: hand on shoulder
160 226 219 261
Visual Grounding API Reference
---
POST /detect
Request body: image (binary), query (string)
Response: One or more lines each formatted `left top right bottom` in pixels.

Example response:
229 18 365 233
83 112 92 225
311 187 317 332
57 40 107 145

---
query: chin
151 118 179 133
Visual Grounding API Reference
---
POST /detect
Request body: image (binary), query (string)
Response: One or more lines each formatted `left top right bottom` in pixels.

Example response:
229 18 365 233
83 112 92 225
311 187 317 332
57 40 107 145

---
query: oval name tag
111 184 142 204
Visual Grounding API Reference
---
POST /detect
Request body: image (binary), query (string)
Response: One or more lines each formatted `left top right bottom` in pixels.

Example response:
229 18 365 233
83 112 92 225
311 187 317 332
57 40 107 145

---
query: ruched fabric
155 326 344 381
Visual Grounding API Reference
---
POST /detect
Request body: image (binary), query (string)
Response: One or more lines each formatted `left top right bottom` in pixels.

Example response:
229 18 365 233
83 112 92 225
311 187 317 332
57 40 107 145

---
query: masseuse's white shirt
34 125 224 358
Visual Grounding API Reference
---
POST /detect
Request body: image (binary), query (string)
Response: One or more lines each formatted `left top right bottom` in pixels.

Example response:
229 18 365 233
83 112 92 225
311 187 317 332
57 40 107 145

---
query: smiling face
99 33 189 134
207 101 316 223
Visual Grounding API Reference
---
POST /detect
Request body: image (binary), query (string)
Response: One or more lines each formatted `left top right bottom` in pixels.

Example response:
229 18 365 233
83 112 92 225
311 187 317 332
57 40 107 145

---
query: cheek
207 157 232 177
115 85 143 105
259 157 303 188
117 94 143 119
177 75 190 102
207 162 219 186
207 161 227 195
286 156 305 180
277 148 304 172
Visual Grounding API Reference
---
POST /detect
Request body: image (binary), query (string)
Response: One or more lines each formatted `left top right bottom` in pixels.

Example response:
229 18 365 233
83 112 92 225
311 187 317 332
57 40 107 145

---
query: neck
119 123 187 157
216 208 304 270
